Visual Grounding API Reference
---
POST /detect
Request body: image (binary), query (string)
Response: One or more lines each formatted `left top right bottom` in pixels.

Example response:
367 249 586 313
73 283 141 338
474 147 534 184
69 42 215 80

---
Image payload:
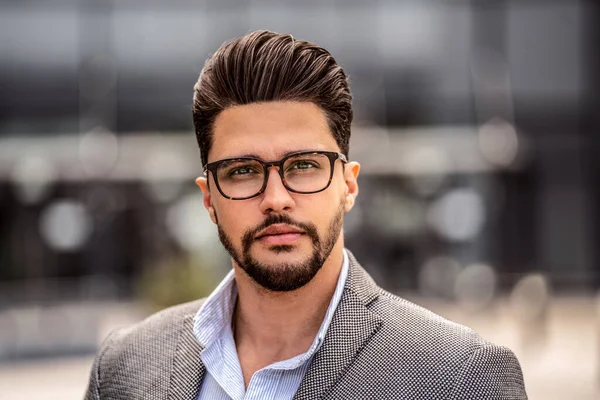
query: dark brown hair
192 30 353 166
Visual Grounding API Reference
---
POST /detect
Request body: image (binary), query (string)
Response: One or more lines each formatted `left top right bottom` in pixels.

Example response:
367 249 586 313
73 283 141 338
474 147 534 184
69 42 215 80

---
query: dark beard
216 197 345 292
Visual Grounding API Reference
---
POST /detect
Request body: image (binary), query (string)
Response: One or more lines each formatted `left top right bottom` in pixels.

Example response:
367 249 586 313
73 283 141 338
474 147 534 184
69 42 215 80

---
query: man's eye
229 166 256 176
291 161 317 170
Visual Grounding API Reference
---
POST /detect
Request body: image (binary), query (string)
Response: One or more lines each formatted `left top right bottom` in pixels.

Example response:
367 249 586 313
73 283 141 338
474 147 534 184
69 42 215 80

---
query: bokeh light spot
40 200 93 252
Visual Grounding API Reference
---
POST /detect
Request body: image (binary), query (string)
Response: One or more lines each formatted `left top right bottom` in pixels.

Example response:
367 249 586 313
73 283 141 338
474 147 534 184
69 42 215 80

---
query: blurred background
0 0 598 399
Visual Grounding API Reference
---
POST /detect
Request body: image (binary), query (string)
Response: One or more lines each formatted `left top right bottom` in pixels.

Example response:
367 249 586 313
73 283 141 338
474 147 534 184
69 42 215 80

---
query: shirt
193 249 350 400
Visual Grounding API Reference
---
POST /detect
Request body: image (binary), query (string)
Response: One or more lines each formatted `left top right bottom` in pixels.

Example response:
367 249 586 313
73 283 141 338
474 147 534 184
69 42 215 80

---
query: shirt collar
193 249 350 363
193 268 237 349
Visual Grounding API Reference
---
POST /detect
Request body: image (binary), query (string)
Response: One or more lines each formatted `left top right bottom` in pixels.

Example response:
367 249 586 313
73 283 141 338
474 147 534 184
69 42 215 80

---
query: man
85 30 527 399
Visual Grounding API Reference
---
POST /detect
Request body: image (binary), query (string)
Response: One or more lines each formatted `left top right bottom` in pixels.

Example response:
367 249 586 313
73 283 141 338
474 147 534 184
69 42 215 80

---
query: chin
253 244 308 263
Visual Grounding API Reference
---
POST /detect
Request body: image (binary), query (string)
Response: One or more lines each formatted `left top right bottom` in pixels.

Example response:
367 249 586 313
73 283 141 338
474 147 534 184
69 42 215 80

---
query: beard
216 196 345 292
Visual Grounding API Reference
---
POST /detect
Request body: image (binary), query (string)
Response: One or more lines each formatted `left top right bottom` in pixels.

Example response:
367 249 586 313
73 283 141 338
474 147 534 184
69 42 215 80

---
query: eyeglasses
204 150 348 200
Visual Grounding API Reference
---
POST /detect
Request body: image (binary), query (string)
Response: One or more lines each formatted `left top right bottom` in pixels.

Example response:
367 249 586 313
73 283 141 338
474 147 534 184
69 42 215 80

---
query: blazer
84 251 527 399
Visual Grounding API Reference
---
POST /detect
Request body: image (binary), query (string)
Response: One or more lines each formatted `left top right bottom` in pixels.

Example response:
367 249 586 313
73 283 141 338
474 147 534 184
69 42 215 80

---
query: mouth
255 224 305 245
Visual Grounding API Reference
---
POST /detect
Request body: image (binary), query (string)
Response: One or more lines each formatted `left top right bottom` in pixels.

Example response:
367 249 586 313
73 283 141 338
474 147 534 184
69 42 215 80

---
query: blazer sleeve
447 344 528 400
84 330 120 400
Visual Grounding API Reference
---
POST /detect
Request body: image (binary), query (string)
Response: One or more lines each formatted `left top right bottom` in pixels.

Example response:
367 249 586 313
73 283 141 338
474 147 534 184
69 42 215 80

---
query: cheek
214 202 254 238
327 176 348 205
300 191 343 227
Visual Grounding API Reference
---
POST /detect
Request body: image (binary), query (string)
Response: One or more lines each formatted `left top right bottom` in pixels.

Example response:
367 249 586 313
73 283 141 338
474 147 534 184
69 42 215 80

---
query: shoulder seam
94 328 122 398
447 343 508 400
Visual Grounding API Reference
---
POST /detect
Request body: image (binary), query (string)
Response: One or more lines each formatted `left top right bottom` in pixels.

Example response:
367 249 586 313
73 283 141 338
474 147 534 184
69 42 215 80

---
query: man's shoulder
368 287 494 358
334 286 527 399
100 298 205 358
344 253 493 354
86 299 206 398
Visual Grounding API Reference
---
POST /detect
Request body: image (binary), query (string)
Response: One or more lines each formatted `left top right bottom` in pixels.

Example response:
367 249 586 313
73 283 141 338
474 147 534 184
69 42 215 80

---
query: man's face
196 101 359 292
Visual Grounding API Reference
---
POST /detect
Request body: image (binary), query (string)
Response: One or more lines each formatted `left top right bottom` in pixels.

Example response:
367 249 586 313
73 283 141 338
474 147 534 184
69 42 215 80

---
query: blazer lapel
168 315 206 400
293 252 383 400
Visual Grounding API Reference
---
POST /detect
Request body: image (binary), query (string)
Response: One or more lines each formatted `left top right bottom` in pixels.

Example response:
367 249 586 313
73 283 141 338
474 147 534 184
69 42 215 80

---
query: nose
259 166 295 214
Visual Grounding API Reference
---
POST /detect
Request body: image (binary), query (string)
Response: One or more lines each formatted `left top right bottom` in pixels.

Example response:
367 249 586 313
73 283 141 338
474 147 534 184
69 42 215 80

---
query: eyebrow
227 149 320 161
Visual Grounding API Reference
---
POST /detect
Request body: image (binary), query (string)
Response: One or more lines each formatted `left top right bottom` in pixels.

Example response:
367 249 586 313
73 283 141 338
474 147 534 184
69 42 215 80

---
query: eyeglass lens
215 153 332 198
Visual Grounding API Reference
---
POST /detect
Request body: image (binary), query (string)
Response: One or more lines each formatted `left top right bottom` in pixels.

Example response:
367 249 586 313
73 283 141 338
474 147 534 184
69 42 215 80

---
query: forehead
209 101 339 162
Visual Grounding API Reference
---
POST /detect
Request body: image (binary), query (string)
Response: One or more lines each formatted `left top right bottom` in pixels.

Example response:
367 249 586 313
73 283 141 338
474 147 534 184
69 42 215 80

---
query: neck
232 241 345 360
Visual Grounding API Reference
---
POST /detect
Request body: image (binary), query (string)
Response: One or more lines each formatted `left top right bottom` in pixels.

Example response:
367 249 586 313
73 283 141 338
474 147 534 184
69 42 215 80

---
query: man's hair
192 30 353 166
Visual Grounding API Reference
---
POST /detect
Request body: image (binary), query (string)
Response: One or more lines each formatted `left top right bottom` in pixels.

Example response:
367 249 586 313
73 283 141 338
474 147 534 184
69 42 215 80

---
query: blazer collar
168 249 381 400
168 315 206 400
292 250 383 399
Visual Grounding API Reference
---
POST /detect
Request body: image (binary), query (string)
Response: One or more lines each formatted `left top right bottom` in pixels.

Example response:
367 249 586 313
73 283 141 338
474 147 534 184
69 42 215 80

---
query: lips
256 224 305 245
256 224 305 238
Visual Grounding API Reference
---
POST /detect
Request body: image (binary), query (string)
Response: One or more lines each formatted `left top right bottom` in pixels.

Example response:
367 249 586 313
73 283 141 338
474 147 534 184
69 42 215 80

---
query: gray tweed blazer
85 251 527 399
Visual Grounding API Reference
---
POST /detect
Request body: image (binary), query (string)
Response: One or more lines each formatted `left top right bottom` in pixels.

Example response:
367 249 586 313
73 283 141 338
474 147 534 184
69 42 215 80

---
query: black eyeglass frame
203 150 348 200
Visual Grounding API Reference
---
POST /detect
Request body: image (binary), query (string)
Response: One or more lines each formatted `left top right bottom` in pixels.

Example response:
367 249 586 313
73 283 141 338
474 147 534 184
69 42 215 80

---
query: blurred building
0 0 598 375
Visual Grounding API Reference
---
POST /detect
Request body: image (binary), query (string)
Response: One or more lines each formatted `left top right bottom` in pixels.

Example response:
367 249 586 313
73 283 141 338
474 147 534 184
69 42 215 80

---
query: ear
196 176 218 224
343 161 360 212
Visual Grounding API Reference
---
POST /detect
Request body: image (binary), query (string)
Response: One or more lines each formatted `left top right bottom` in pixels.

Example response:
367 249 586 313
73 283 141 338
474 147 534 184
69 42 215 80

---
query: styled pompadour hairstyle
192 30 353 166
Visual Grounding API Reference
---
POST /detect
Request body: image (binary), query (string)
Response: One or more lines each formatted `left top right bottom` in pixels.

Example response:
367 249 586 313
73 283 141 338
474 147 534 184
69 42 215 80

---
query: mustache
242 214 319 248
